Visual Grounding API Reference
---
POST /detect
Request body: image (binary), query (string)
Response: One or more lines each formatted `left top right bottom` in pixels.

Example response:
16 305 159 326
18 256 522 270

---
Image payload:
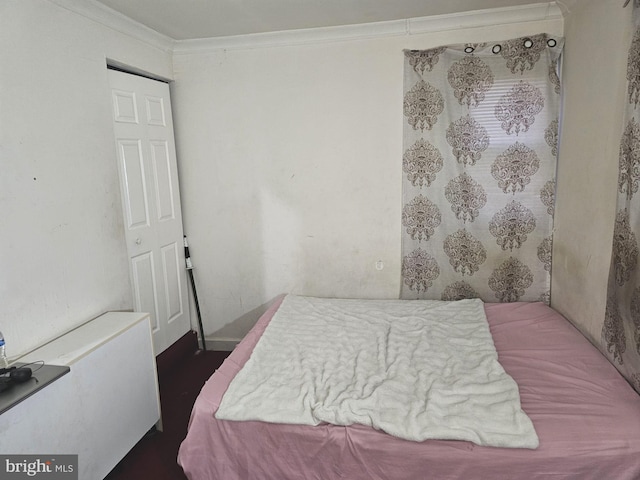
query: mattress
216 295 538 448
178 297 640 480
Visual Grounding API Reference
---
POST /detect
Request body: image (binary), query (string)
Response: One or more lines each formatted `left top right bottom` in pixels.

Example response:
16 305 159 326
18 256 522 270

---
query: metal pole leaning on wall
184 236 207 351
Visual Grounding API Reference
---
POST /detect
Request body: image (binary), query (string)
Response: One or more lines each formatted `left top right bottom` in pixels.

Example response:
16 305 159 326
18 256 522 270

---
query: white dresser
0 312 161 480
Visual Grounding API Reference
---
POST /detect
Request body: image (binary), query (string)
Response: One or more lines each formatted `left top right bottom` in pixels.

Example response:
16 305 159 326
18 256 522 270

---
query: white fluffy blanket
216 295 538 449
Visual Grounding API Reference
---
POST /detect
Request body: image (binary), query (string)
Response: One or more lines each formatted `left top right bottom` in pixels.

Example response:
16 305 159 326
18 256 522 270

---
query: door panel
150 140 175 222
118 140 150 229
160 242 183 323
108 69 191 354
145 96 166 126
113 90 139 124
131 252 160 333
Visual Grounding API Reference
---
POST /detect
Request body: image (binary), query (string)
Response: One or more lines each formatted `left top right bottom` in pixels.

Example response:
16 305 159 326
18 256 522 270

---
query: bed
178 295 640 480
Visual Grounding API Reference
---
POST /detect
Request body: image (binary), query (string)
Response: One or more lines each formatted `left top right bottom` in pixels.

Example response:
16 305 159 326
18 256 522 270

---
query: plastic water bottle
0 331 8 369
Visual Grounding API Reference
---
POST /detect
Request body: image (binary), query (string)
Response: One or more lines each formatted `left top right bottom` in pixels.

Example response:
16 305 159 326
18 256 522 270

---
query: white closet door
108 69 190 355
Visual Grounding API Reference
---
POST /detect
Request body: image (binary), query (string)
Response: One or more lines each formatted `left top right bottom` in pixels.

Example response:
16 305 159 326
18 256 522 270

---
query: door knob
135 238 142 245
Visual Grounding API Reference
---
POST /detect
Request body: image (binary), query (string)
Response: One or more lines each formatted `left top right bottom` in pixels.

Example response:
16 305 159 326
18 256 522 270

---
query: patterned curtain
401 34 563 303
602 9 640 394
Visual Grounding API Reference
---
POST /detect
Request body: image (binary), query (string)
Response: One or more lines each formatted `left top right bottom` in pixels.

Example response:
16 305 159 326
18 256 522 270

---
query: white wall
8 0 619 355
0 0 173 358
172 16 564 344
551 0 633 344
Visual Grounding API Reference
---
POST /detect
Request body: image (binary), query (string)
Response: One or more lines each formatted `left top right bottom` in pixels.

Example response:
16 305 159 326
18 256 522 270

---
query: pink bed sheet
178 298 640 480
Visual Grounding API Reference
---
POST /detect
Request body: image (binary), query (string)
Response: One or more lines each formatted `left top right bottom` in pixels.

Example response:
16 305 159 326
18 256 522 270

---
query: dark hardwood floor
105 341 230 480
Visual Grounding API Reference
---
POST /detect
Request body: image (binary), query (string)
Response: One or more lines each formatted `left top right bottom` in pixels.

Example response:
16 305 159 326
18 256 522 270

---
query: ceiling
93 0 563 41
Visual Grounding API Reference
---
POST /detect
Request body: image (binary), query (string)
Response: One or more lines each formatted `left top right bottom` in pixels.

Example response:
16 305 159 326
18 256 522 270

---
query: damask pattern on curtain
602 11 640 394
401 34 563 303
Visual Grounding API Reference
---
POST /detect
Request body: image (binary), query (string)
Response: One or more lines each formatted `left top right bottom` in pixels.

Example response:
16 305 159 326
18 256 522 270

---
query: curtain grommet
492 44 502 54
464 46 475 53
523 38 533 49
547 39 557 48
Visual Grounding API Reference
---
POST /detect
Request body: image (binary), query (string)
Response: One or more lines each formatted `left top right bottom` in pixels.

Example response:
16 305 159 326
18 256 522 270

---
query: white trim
205 337 240 352
173 19 409 55
173 2 563 55
46 0 175 53
44 0 564 57
408 2 563 34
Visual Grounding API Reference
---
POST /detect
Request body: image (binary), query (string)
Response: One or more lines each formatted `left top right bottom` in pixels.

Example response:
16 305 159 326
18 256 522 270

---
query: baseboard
204 337 240 352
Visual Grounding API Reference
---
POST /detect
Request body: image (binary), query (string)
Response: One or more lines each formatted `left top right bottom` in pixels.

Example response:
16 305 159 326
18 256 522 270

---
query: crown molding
173 2 563 56
173 19 408 55
46 0 175 53
409 2 563 34
45 0 563 57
